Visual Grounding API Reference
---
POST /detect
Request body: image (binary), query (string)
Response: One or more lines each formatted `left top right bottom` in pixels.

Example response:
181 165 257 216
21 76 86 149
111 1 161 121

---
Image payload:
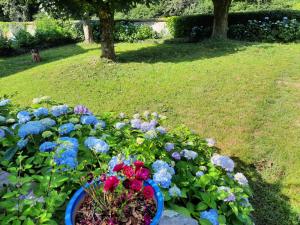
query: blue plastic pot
65 179 164 225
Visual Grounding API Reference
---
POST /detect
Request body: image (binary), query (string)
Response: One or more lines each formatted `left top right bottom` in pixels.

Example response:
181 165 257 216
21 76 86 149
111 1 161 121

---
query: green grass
1 40 300 225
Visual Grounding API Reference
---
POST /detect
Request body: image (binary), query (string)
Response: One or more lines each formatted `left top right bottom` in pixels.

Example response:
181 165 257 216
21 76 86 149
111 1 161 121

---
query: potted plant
65 160 164 225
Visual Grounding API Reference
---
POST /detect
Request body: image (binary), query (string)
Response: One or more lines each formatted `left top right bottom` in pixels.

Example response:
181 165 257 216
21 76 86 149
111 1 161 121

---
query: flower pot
65 179 164 225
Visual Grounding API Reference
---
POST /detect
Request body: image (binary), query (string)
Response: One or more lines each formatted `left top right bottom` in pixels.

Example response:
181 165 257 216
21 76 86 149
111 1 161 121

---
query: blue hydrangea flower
0 129 5 138
152 160 174 173
80 115 99 125
39 142 57 152
164 142 175 152
51 105 68 117
54 137 79 170
115 122 126 130
181 149 198 160
33 107 48 117
108 156 119 172
84 137 110 153
131 119 141 129
57 137 79 150
196 171 204 177
17 138 29 149
200 209 219 225
17 111 31 124
153 169 172 188
18 121 46 138
0 99 10 107
169 185 181 197
58 123 75 135
144 130 157 140
234 173 248 186
40 118 56 128
211 154 235 172
152 160 175 188
95 120 106 129
156 126 166 134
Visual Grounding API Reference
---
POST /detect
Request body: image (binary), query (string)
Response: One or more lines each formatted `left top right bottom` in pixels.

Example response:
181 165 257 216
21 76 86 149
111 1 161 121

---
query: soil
75 192 156 225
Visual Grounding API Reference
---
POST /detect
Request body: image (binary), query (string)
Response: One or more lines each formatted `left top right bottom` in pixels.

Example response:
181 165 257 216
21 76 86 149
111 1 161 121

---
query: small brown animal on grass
31 48 41 62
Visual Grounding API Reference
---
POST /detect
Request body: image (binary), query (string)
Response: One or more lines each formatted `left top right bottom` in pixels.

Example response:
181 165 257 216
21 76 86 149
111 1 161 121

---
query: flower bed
0 97 254 225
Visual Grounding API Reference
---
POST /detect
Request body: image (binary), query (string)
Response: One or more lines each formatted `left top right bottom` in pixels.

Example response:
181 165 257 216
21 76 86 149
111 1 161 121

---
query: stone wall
0 19 169 39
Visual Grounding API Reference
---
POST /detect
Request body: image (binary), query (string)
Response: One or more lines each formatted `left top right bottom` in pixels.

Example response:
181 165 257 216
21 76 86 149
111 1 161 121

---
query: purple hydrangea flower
181 149 198 160
131 118 141 129
211 154 235 172
156 126 167 134
74 105 91 115
218 186 236 202
234 173 248 186
205 138 216 147
172 152 181 160
164 142 175 152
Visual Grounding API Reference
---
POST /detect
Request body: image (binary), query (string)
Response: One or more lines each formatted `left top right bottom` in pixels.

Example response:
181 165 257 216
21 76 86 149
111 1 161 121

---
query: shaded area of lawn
0 44 99 78
232 157 299 225
117 40 258 63
0 41 299 224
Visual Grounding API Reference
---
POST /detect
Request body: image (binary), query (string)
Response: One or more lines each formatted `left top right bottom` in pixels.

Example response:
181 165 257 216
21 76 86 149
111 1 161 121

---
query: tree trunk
99 5 115 61
211 0 232 39
82 18 94 44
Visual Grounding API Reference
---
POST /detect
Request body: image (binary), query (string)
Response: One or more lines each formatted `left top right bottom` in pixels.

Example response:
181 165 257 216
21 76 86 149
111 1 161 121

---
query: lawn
0 40 299 225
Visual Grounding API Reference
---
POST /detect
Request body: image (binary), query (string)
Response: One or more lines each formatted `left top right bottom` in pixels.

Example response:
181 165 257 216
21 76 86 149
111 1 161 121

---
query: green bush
12 30 36 50
229 17 300 42
0 35 13 56
167 10 300 38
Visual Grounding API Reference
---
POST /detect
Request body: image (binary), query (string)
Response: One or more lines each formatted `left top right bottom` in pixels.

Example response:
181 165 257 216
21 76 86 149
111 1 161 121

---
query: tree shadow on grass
231 157 299 225
117 40 271 64
0 44 99 78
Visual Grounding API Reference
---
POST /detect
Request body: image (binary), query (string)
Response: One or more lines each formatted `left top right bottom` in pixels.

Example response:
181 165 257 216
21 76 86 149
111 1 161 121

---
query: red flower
143 186 154 199
130 179 143 192
123 165 135 178
134 160 144 169
113 162 124 172
103 176 119 192
136 167 150 181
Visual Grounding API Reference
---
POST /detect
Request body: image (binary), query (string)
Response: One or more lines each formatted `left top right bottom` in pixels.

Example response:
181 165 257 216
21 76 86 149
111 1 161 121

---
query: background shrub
167 10 300 38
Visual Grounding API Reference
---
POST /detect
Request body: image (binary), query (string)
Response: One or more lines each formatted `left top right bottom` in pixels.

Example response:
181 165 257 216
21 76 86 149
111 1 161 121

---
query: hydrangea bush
0 97 254 225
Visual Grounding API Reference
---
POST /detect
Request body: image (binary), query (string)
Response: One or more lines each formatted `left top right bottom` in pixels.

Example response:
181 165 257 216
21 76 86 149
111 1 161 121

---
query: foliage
229 17 300 42
0 0 40 22
166 9 300 38
0 34 12 55
0 97 254 225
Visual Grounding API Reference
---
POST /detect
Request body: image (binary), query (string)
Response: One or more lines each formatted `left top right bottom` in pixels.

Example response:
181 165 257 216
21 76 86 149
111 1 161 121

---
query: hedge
167 10 300 37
